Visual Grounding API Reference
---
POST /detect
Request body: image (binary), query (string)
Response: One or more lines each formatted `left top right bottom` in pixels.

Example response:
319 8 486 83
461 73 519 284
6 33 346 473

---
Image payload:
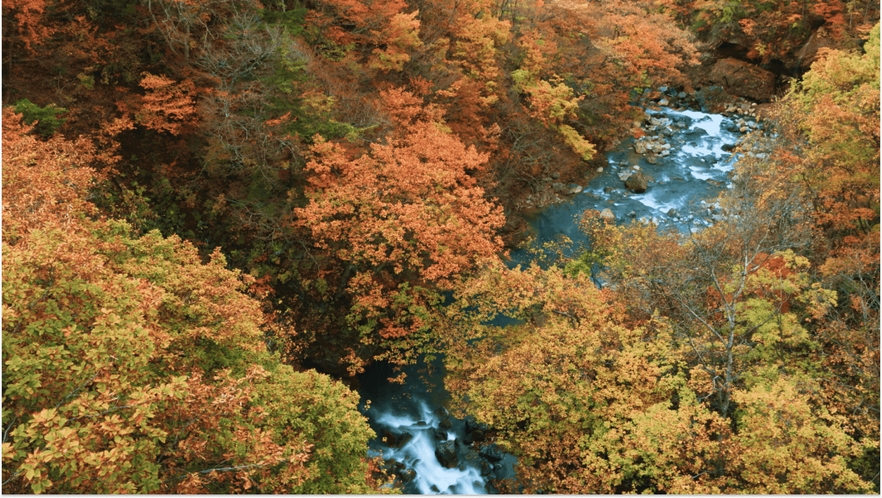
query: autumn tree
441 245 873 492
441 263 731 493
293 88 505 374
1 109 381 494
757 23 880 484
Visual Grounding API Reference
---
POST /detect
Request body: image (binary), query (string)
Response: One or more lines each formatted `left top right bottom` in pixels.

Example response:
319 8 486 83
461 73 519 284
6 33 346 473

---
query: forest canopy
2 0 879 493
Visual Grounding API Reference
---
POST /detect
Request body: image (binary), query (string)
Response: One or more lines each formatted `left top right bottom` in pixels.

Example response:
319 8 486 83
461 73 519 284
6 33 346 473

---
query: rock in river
624 171 649 193
435 440 458 469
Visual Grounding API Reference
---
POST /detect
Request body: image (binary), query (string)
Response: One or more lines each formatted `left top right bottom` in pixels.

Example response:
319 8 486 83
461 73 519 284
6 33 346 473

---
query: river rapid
359 98 759 494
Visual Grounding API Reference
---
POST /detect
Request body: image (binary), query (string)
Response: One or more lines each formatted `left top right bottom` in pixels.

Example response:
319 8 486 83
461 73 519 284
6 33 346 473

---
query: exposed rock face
708 58 776 101
795 27 835 68
624 172 649 193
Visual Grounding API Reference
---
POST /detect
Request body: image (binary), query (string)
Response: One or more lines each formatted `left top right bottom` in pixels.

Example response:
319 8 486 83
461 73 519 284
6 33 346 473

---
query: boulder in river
600 208 616 223
479 445 505 463
567 183 583 195
708 58 776 101
435 440 458 469
399 468 417 485
634 142 647 154
624 172 649 193
384 430 413 449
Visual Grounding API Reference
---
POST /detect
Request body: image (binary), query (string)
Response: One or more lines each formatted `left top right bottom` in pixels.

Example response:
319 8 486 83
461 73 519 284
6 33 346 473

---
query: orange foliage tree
294 88 505 373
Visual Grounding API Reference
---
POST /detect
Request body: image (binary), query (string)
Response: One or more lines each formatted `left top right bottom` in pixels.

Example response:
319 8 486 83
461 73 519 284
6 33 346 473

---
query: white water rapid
370 401 487 494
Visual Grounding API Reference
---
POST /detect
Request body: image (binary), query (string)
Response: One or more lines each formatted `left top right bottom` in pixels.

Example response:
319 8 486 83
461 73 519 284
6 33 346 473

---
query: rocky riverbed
511 86 768 215
508 89 769 265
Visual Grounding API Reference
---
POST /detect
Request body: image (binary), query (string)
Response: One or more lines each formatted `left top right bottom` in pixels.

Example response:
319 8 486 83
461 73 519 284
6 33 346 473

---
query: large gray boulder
708 58 776 101
624 172 649 193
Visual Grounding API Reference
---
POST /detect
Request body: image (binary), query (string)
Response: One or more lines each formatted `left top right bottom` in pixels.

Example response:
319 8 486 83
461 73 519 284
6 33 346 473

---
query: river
358 98 759 493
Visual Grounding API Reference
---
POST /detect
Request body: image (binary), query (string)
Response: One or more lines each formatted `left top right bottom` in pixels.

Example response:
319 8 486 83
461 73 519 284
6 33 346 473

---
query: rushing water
360 103 753 493
510 106 751 266
359 359 517 494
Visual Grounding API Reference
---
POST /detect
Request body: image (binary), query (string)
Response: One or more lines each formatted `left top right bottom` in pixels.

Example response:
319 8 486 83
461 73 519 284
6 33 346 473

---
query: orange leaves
3 0 52 52
136 73 197 135
377 86 444 127
298 91 504 287
295 88 504 354
2 109 101 242
301 122 503 284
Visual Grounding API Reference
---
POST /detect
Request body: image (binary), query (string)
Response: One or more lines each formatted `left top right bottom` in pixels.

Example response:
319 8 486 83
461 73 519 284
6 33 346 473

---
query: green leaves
12 99 67 137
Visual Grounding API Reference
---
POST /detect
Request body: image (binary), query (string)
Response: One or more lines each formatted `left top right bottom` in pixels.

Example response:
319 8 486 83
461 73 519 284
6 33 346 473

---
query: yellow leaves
728 378 872 493
30 408 59 426
442 263 702 492
368 11 423 72
557 124 596 161
451 14 511 106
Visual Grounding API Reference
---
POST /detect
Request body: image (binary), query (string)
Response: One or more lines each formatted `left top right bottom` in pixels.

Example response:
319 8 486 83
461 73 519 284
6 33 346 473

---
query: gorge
360 94 766 493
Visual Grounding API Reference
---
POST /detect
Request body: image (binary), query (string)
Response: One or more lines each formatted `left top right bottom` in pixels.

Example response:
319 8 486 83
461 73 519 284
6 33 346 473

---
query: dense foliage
2 0 879 492
442 26 880 492
2 111 381 493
